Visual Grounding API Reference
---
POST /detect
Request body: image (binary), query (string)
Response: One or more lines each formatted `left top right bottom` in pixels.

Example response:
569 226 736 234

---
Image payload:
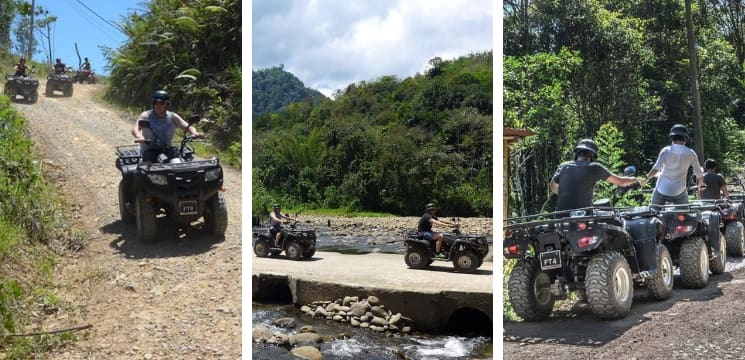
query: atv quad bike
73 69 96 84
46 72 74 97
4 74 39 103
403 222 490 273
253 219 317 260
115 116 227 242
722 177 745 257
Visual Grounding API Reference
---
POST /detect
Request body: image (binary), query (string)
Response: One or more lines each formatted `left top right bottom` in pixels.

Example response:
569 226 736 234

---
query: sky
252 0 494 97
18 0 146 75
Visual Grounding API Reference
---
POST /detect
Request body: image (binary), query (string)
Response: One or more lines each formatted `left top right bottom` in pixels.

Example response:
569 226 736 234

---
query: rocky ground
10 82 241 359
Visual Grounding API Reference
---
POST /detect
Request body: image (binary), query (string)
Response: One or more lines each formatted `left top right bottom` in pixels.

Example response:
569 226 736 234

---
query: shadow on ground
101 218 225 259
504 272 732 346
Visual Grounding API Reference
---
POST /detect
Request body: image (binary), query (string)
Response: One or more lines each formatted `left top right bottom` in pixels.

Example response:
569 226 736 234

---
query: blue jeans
651 189 688 206
141 146 179 163
420 231 435 241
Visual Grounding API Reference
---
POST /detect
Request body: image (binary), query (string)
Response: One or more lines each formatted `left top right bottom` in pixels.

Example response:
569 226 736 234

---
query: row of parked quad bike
252 218 491 273
4 69 96 104
503 174 745 321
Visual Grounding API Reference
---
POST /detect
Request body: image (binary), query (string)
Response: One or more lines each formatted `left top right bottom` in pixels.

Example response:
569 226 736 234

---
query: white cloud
253 0 493 97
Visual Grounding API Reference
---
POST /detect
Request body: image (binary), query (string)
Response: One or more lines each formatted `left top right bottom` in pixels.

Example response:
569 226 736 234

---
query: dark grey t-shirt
701 172 726 199
552 160 612 211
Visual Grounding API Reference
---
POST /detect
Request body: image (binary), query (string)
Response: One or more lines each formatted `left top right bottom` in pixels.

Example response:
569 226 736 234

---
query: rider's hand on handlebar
134 136 146 144
639 177 649 187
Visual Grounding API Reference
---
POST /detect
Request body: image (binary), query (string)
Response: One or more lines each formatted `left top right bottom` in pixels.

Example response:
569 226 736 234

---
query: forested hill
253 51 493 217
252 66 326 117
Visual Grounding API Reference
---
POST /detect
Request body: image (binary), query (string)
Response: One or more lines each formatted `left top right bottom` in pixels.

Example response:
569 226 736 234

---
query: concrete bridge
252 251 493 334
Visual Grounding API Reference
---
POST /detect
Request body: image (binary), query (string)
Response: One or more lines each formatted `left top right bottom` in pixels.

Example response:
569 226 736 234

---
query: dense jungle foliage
505 0 745 217
105 0 242 166
253 52 493 217
253 65 326 118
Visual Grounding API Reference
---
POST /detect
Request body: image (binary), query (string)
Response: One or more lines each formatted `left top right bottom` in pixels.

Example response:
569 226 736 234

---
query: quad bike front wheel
710 232 727 275
118 179 135 224
64 85 73 97
725 221 744 257
45 83 52 96
404 246 429 269
453 250 479 273
136 193 157 243
303 244 316 259
679 237 709 288
647 244 673 301
585 250 633 320
285 242 304 261
253 240 270 257
507 258 554 321
204 192 228 236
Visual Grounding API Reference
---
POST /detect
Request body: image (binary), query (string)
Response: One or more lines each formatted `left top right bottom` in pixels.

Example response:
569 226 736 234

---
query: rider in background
269 204 292 248
417 203 457 258
700 158 729 200
131 90 203 163
82 57 91 71
14 58 30 76
550 139 639 211
643 124 704 205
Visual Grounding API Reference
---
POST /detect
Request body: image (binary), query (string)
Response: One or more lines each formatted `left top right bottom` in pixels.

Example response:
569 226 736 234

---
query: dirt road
504 258 745 359
11 82 241 359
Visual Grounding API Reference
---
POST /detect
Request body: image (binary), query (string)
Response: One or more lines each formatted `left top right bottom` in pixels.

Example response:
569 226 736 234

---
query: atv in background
115 116 228 242
73 68 96 84
403 221 490 273
723 177 745 257
4 74 39 103
253 218 317 260
46 71 74 97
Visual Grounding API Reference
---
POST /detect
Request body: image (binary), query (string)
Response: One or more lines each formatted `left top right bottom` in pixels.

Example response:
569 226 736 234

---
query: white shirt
652 143 703 196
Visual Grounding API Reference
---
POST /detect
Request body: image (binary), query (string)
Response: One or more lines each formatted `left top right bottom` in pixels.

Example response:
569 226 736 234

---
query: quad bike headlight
205 168 222 181
147 174 168 186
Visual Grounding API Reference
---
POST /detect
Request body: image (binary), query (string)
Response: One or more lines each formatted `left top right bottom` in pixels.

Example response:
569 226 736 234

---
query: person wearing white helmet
643 124 704 205
550 139 639 211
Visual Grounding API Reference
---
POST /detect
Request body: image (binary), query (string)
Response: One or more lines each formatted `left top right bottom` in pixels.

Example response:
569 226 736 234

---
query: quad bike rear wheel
453 250 479 273
710 232 727 275
118 179 135 224
508 258 555 321
285 242 304 261
679 237 709 289
253 240 270 257
585 250 633 320
725 221 744 257
204 192 228 236
647 244 673 300
404 246 429 269
136 193 157 243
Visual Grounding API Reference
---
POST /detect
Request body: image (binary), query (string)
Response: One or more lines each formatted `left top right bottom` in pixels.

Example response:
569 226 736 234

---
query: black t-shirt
417 212 438 232
552 160 612 211
54 63 66 74
701 171 726 199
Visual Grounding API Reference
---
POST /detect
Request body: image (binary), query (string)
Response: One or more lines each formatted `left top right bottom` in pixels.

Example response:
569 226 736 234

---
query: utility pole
685 0 704 163
27 0 35 61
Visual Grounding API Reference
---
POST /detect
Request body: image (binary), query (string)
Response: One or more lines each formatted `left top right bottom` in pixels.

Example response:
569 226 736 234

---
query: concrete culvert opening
446 307 492 336
252 275 292 304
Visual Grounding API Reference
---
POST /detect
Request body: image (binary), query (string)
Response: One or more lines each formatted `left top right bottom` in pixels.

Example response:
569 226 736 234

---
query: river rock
367 295 380 305
272 317 296 328
252 325 273 342
314 307 328 318
371 316 386 326
343 296 352 306
337 305 351 312
350 318 360 327
402 326 411 334
371 306 387 318
350 302 367 317
360 322 370 328
360 314 370 322
300 325 317 333
267 333 289 346
301 305 312 313
289 333 322 346
350 296 359 303
333 315 343 321
389 324 399 332
370 325 385 332
290 346 323 360
389 313 402 326
325 303 337 312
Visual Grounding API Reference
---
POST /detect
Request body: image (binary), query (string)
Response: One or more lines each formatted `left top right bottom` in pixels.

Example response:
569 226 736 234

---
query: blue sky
19 0 146 75
253 0 493 97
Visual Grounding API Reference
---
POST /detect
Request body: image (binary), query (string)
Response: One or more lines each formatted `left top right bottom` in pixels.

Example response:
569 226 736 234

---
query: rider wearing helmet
269 204 292 248
550 139 639 211
417 203 457 258
643 124 704 205
14 58 30 77
82 57 91 71
131 90 203 163
53 58 66 74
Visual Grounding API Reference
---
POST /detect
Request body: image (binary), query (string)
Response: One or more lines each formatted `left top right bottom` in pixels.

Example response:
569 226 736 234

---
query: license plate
179 200 198 215
539 250 562 270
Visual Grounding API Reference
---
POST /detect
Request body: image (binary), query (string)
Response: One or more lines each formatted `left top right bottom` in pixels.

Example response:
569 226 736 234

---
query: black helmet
152 90 170 103
574 139 598 156
84 57 88 61
19 57 25 62
425 203 437 212
55 58 61 63
669 124 688 139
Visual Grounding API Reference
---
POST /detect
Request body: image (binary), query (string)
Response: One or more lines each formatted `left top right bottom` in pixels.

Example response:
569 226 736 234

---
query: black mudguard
705 211 723 254
625 217 662 273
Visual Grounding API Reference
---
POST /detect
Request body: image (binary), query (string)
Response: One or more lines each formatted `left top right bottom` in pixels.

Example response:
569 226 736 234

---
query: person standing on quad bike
550 139 639 211
14 58 30 76
417 203 457 259
700 158 729 200
82 57 91 71
643 124 704 205
131 90 203 163
269 204 292 248
53 58 66 74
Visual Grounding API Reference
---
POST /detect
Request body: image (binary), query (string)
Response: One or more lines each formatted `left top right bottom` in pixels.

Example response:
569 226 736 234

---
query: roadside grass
0 96 87 357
